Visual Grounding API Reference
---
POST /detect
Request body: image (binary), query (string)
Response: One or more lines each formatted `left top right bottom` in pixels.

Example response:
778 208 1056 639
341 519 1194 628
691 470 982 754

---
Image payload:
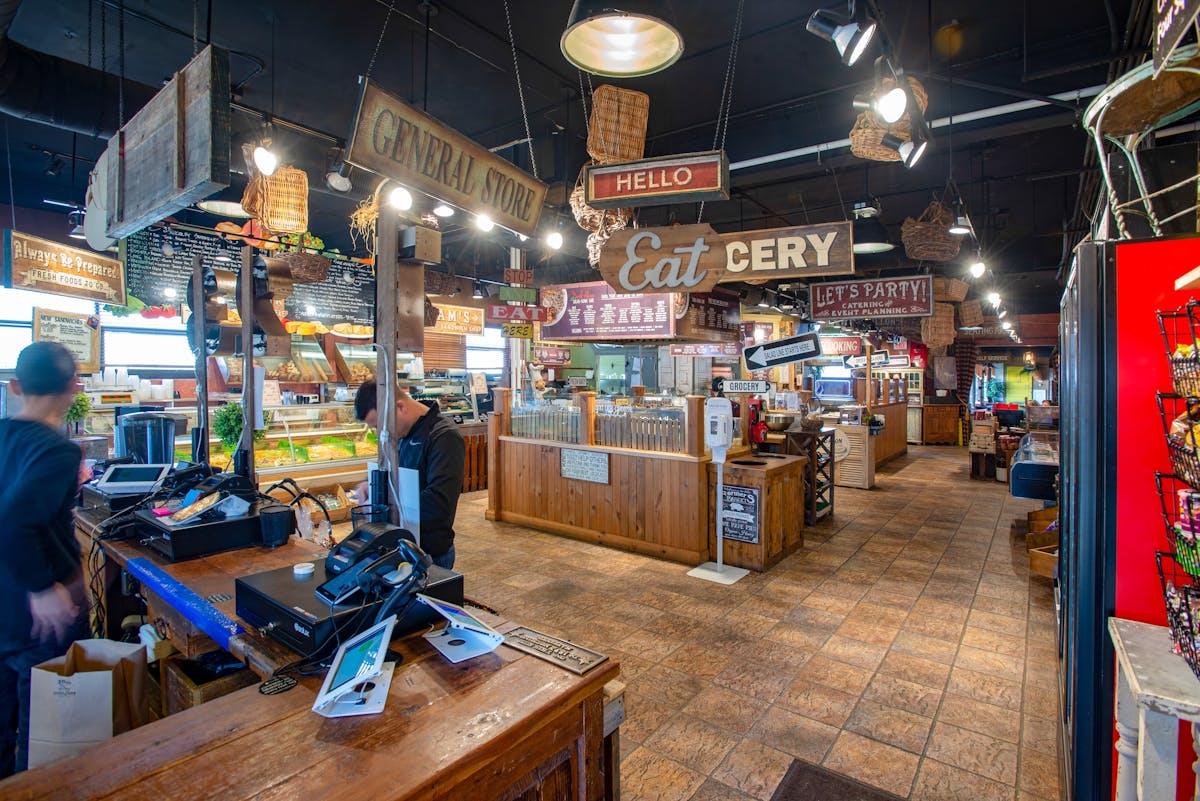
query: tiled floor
454 446 1059 801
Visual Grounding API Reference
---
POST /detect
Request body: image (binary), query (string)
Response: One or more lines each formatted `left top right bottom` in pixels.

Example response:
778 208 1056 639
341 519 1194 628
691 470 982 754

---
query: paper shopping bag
27 639 148 768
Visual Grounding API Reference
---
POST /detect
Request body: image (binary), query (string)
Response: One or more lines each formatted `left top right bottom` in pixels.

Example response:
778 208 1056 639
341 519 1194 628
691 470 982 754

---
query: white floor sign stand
688 397 750 585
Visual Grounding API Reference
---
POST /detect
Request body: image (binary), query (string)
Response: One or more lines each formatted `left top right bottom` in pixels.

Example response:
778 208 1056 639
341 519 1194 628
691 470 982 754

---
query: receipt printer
325 522 406 576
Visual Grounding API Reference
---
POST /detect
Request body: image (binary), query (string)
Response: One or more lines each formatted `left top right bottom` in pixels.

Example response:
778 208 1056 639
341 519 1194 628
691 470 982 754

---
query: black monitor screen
105 466 166 483
995 409 1025 429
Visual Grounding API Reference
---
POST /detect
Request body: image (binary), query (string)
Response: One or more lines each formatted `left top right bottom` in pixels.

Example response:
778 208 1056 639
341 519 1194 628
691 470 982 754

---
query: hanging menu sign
346 79 548 237
32 308 101 374
532 346 571 364
669 343 741 357
429 304 484 336
1154 0 1200 74
5 230 125 304
675 288 741 343
811 275 934 321
539 282 675 341
122 226 376 326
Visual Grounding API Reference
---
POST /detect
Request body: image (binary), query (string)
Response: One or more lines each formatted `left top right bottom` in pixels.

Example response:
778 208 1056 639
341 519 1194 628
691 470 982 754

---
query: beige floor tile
1019 749 1060 798
623 690 682 742
795 654 875 695
912 758 1016 801
644 713 741 774
1021 714 1059 756
819 634 889 671
683 686 769 735
926 722 1019 785
937 693 1022 743
891 631 961 665
620 747 707 801
687 778 758 801
961 626 1027 658
845 699 934 753
862 673 944 718
823 731 920 798
712 739 795 801
878 651 952 689
747 706 840 763
775 677 861 727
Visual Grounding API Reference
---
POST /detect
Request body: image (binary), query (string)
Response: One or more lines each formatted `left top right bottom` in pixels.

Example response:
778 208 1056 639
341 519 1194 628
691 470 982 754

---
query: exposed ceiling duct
0 0 156 139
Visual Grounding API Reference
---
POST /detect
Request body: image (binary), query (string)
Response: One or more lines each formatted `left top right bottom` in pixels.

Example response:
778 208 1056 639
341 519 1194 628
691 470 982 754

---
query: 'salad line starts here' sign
347 79 548 238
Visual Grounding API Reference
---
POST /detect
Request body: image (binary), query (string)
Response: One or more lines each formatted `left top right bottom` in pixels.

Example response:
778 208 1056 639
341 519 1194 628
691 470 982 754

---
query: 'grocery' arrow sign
743 332 822 370
720 379 772 394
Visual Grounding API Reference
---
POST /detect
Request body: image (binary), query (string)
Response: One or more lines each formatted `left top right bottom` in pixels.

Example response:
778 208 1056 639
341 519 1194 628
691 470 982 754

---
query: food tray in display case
330 340 419 385
171 403 377 474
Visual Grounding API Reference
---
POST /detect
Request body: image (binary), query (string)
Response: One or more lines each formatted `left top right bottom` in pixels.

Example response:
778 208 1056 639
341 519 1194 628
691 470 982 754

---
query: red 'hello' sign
584 151 729 209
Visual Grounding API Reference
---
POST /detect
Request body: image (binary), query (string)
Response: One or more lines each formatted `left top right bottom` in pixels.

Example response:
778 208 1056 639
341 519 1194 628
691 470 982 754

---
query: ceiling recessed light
433 204 454 218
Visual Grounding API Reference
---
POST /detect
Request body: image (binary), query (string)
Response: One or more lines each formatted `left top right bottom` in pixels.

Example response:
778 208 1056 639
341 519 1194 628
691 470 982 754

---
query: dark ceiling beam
917 74 1082 112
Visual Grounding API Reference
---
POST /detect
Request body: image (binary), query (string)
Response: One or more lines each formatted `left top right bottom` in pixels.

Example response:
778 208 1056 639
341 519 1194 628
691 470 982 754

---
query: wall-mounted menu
539 281 675 341
676 288 740 342
122 226 375 326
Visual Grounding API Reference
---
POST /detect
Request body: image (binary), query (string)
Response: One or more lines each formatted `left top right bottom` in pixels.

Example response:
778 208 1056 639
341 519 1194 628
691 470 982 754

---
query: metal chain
699 0 746 223
577 70 590 141
502 0 537 178
5 122 14 231
118 0 125 127
193 0 200 55
365 1 397 82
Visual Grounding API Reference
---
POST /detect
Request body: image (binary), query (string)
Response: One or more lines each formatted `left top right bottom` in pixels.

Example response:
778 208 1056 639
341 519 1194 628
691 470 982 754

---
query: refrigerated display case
1057 236 1200 800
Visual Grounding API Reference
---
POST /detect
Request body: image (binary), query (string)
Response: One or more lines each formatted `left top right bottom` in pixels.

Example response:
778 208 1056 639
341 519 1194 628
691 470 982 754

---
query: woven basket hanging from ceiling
932 275 970 302
921 301 957 349
570 166 632 266
242 166 309 235
587 85 650 164
849 76 928 163
902 200 962 262
958 299 985 328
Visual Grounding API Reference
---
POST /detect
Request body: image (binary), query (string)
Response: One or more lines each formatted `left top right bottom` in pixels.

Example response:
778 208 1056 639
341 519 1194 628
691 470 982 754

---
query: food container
764 413 792 431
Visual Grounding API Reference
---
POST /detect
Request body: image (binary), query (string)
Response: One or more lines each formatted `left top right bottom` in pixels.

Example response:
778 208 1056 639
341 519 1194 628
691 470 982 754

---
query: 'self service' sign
347 79 548 238
811 276 934 321
5 230 125 304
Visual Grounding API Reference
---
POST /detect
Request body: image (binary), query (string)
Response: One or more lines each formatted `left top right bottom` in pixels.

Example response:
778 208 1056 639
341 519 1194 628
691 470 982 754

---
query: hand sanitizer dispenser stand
688 397 750 585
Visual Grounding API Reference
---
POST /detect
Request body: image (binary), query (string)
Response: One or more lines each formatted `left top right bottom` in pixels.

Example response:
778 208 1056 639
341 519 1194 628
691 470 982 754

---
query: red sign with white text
811 276 934 320
486 303 546 323
817 336 863 356
585 151 729 208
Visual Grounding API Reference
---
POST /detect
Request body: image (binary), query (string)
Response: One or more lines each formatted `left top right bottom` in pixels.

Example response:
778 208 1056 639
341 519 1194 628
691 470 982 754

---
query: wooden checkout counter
0 511 623 801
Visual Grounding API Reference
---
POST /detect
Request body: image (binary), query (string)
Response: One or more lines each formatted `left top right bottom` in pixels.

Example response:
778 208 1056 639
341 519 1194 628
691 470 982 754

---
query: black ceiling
5 0 1169 316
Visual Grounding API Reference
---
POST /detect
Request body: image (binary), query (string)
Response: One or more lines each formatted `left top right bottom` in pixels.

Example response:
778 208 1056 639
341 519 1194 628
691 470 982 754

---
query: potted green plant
211 402 272 450
64 392 92 436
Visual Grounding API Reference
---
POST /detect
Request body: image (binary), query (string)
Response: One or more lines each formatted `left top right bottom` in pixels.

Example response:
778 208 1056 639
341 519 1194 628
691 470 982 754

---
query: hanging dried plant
349 194 379 253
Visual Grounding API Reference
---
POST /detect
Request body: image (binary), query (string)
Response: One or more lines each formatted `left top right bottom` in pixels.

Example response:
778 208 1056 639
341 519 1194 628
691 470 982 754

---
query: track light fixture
851 200 894 254
853 57 908 123
757 292 772 308
388 185 413 211
968 259 986 279
561 0 685 77
67 209 86 240
472 281 485 299
433 204 455 218
948 200 971 235
325 147 352 192
475 214 495 232
987 291 1001 307
880 127 928 169
807 0 877 67
546 230 564 250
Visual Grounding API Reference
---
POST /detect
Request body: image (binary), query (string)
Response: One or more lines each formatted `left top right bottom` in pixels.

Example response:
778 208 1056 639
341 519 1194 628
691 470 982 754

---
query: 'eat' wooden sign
598 224 727 294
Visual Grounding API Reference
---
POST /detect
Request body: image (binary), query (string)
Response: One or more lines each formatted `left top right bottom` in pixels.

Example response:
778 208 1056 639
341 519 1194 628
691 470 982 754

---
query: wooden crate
1027 528 1058 551
1029 545 1058 578
163 655 258 716
1028 507 1058 524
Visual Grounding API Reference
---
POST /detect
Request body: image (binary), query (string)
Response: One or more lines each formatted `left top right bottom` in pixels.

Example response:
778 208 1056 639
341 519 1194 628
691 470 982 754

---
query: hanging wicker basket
932 276 970 302
242 166 309 235
902 200 962 262
959 299 985 328
587 85 650 164
921 302 957 348
570 164 632 266
848 76 927 163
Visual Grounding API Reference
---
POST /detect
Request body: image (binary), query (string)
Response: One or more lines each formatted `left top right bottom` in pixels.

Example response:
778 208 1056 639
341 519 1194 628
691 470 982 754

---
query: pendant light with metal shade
806 0 877 67
851 200 894 254
561 0 684 77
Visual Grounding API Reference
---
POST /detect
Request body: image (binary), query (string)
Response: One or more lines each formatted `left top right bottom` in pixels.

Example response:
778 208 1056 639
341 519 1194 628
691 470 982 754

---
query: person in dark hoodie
0 343 88 777
353 383 465 569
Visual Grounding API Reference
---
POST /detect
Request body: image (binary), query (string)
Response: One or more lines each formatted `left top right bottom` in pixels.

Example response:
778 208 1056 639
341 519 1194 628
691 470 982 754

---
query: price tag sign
502 322 534 339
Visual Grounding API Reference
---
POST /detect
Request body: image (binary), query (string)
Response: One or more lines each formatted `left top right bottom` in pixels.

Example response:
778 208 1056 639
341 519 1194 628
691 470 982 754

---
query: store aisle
454 446 1057 801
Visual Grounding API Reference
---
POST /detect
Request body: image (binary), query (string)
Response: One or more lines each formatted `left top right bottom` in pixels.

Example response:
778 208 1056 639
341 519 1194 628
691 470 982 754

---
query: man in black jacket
0 343 89 777
353 383 465 569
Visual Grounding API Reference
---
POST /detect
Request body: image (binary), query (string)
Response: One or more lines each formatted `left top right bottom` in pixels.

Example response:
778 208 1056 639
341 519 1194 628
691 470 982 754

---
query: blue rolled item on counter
125 557 244 650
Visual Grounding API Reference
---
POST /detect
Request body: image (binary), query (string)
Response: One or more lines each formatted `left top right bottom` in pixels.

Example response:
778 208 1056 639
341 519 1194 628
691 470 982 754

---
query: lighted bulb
253 145 278 177
433 204 454 218
969 261 985 278
875 86 908 124
475 214 495 232
546 231 564 250
517 233 529 242
987 291 1001 307
998 308 1007 319
1001 320 1012 330
388 186 413 210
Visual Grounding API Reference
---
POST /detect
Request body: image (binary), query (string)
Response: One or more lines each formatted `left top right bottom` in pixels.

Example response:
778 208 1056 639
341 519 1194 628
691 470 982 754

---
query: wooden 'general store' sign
4 230 125 304
347 79 548 238
598 224 727 294
584 151 729 209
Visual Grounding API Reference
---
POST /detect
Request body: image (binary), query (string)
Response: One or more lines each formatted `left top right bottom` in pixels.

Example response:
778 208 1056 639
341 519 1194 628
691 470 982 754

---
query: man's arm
419 429 465 532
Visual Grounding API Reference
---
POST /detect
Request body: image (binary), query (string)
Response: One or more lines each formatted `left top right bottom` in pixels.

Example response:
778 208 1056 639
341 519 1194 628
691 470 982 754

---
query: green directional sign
499 286 538 304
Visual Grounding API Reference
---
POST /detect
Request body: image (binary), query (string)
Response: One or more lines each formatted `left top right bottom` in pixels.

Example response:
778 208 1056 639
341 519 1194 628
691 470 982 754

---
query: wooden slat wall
871 402 908 465
421 332 466 369
494 439 709 565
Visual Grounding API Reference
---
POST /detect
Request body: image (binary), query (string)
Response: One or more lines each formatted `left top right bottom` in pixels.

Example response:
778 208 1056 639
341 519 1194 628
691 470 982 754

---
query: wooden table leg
1138 706 1178 801
1114 665 1139 801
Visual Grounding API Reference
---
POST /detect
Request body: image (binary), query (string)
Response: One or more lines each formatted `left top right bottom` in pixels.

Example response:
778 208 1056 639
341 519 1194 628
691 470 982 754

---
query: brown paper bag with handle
27 639 148 768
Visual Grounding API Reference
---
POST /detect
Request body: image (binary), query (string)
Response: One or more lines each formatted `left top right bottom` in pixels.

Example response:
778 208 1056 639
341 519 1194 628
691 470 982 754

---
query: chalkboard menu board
720 484 760 544
122 226 376 326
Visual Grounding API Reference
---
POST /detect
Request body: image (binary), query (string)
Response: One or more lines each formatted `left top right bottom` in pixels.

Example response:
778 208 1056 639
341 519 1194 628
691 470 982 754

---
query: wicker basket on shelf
921 302 957 348
904 201 962 263
932 275 970 302
959 299 985 328
242 166 309 235
849 76 927 163
587 85 650 164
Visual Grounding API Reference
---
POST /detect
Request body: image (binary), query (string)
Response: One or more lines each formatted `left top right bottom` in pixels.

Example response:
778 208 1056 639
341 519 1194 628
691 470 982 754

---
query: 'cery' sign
598 224 727 294
716 221 854 282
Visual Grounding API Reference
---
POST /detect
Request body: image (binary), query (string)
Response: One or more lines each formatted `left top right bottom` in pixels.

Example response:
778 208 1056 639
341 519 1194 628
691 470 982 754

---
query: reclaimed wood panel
706 457 805 572
494 438 709 564
871 402 908 466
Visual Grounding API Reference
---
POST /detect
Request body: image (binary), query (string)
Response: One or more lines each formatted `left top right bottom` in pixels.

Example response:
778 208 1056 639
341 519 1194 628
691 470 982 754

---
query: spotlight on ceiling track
987 291 1001 307
67 209 86 240
948 201 971 236
880 128 928 169
561 0 684 77
475 214 495 232
472 281 485 299
545 230 564 250
806 0 877 67
388 185 413 211
325 147 352 192
968 260 986 279
851 200 894 254
433 204 455 218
